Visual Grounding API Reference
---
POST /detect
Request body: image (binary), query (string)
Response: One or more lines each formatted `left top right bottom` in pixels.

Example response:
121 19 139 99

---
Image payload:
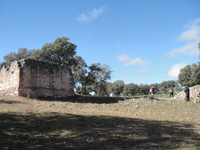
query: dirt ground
0 96 200 150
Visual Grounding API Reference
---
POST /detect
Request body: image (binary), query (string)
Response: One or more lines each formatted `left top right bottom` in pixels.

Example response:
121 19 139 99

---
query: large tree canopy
178 62 200 86
2 37 77 67
37 37 77 66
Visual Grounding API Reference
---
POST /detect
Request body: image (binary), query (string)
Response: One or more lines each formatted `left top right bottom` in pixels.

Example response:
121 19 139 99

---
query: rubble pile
172 85 200 103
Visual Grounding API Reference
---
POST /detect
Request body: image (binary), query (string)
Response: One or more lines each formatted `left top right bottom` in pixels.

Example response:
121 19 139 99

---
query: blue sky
0 0 200 85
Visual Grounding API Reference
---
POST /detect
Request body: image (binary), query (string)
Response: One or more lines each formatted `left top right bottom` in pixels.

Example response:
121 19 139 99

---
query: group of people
150 86 190 101
149 86 160 95
169 86 190 100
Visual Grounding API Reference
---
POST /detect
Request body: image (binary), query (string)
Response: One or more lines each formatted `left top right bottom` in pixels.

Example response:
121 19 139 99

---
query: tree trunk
81 85 87 94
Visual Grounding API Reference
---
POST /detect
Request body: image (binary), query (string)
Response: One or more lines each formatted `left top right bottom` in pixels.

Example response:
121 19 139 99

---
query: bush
148 95 154 100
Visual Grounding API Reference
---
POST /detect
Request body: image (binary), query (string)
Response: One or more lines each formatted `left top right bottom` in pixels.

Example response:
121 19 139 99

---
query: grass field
0 95 200 150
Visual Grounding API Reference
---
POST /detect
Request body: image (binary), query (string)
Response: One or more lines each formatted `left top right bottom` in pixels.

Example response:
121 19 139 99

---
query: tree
190 62 200 86
158 80 176 94
106 82 113 96
178 62 200 87
71 56 88 94
174 80 182 92
91 63 112 96
34 37 77 67
123 83 139 96
178 43 200 87
198 42 200 59
139 84 150 95
178 65 192 86
71 59 112 95
29 49 42 60
2 37 77 67
110 80 125 96
3 48 30 66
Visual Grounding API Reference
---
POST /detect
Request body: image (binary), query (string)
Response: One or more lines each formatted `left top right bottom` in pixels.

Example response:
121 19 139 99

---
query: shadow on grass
37 95 126 104
0 112 200 150
0 99 24 104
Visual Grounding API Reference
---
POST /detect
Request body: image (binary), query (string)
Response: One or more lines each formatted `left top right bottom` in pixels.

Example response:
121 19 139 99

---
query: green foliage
178 62 200 86
139 84 150 95
72 60 112 96
178 65 192 86
91 63 112 96
123 83 139 96
190 62 200 86
33 37 77 66
29 49 43 60
72 56 88 87
110 80 125 96
2 37 77 67
199 42 200 59
158 80 176 94
3 48 31 66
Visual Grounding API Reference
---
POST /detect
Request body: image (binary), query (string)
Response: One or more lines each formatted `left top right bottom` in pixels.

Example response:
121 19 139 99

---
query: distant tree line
1 37 199 97
105 80 182 97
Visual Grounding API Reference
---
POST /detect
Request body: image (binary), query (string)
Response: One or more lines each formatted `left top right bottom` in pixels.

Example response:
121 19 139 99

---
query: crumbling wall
172 85 200 103
0 61 21 96
0 59 75 98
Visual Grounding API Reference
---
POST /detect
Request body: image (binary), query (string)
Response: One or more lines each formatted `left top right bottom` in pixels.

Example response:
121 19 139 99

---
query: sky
0 0 200 85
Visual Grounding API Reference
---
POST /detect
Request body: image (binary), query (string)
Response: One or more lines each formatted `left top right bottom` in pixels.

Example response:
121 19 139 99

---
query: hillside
0 96 200 149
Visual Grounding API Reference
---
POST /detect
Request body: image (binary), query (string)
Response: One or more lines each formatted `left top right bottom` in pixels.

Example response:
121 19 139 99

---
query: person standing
184 86 190 101
169 88 174 98
151 86 155 95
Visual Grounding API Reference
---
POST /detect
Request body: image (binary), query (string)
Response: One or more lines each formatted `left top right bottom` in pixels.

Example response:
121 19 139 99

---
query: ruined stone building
0 59 75 98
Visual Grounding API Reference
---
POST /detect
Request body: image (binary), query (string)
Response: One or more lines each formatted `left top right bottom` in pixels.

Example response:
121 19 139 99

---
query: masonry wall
0 59 75 98
0 61 21 96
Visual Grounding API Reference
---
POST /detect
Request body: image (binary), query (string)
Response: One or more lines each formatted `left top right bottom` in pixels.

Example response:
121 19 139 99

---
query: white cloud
178 26 200 41
168 18 200 57
117 54 150 73
117 54 130 62
124 57 145 67
168 41 199 57
168 63 187 78
76 5 107 22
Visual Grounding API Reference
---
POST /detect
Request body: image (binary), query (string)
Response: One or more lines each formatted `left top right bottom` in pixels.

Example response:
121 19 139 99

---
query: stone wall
0 61 21 96
172 85 200 103
0 59 75 98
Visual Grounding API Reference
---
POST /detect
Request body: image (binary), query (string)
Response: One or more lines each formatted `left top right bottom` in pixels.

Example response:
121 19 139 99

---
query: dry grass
0 95 200 149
